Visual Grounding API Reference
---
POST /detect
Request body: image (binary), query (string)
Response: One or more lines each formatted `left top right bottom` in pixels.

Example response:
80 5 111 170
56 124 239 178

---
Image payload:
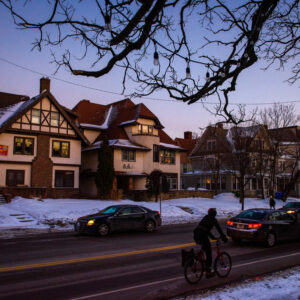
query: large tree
1 0 299 122
258 103 300 129
95 138 115 199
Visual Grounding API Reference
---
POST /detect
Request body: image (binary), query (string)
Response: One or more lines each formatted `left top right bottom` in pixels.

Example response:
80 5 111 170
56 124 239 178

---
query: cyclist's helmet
208 208 217 217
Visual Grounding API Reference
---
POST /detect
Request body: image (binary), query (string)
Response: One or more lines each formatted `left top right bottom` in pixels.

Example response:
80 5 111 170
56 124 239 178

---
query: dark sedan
280 202 300 219
226 208 300 247
74 204 162 236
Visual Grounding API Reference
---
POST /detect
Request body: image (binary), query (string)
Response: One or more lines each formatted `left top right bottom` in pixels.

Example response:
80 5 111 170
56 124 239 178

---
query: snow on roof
83 139 149 151
159 142 183 150
0 102 24 128
80 105 113 130
119 120 137 126
0 95 39 128
80 123 106 130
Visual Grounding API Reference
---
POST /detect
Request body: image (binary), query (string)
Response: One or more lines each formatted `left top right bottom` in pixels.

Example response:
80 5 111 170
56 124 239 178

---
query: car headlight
287 210 295 214
87 219 95 226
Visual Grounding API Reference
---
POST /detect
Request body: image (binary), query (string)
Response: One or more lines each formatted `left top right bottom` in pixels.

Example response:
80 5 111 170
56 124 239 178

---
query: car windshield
235 210 267 220
284 202 300 208
100 206 120 214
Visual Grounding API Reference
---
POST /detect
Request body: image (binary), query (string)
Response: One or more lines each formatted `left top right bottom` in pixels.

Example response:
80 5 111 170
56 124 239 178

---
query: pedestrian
269 195 275 210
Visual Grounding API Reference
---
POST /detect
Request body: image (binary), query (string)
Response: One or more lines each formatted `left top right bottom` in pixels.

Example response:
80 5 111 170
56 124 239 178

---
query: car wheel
265 232 276 247
98 223 110 236
145 220 155 232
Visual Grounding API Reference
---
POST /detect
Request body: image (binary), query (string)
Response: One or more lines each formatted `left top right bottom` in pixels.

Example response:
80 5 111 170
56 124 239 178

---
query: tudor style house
183 124 273 197
0 78 88 198
73 98 182 198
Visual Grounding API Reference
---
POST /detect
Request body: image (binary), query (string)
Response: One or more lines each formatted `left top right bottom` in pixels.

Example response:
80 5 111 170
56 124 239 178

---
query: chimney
40 77 50 93
184 131 192 140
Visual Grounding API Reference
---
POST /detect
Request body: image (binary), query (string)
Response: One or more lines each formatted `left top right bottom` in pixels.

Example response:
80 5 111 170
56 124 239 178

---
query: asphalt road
0 221 300 300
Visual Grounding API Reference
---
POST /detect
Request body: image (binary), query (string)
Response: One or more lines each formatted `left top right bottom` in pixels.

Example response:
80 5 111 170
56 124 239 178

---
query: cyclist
194 208 228 277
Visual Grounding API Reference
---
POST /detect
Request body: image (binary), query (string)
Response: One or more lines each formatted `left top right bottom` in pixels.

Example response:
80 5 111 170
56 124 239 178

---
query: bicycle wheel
184 257 204 284
214 252 232 278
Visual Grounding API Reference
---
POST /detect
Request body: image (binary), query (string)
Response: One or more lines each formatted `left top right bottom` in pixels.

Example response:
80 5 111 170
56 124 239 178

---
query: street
0 221 300 300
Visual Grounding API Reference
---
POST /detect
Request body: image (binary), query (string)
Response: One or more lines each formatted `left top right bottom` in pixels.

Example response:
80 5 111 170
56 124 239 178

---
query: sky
0 2 299 139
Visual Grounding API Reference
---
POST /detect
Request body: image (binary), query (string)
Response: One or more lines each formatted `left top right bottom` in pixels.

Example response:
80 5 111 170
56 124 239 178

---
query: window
153 145 159 162
122 150 136 162
50 112 59 127
31 109 41 124
55 170 74 187
14 137 34 155
138 124 154 135
167 176 177 190
6 170 24 186
207 140 216 151
160 149 175 164
52 141 70 157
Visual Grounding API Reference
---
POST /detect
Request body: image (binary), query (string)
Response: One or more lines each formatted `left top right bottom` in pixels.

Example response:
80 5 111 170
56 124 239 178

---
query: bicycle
183 238 232 284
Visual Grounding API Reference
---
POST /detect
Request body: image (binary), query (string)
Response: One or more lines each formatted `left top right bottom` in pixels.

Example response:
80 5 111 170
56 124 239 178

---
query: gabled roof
268 126 300 143
190 125 230 156
74 98 171 143
175 137 197 155
0 90 89 144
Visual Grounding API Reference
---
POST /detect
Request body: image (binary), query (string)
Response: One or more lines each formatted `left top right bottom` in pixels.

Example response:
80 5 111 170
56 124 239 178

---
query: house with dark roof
73 98 183 198
175 131 197 188
183 124 274 197
0 78 88 199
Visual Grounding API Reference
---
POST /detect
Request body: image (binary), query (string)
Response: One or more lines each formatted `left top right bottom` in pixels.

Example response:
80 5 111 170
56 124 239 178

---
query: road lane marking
0 242 195 273
70 251 300 300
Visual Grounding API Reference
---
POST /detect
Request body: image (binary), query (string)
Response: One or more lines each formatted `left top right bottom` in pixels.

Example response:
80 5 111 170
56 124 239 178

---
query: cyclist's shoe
205 270 216 278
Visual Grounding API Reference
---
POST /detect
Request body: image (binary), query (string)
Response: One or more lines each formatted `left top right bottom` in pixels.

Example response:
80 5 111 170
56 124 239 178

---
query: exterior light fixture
153 41 159 66
186 59 191 79
205 71 210 82
105 15 112 31
153 51 159 65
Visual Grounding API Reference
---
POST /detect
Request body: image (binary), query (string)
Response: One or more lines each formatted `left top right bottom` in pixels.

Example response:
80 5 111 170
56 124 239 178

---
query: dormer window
51 112 59 127
138 124 153 135
31 109 41 124
207 140 216 151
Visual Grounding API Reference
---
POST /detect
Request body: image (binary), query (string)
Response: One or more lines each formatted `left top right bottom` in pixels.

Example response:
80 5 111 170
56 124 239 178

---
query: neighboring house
73 99 183 198
183 124 273 196
175 131 197 188
268 126 300 197
0 78 88 198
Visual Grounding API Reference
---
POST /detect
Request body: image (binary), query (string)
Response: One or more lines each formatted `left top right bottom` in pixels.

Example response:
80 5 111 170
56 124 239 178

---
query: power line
1 56 300 106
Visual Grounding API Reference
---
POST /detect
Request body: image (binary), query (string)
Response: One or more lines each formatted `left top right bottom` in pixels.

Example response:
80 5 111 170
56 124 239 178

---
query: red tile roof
175 137 197 155
73 98 168 144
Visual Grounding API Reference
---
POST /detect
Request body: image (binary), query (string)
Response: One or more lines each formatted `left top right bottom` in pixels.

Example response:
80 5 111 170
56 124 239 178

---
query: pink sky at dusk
0 4 299 139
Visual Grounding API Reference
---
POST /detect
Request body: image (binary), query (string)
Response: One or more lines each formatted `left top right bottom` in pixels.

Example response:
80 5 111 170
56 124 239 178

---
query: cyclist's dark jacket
196 214 225 240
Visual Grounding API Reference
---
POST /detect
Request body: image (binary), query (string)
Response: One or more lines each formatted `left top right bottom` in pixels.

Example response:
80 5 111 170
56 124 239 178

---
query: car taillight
248 223 262 229
227 220 234 226
157 211 160 215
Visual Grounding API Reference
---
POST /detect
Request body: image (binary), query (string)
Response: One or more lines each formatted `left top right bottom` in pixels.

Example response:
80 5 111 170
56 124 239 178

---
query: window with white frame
122 150 136 162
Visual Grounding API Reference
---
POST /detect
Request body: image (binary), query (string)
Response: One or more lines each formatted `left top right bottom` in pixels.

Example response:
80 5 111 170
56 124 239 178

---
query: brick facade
31 135 53 187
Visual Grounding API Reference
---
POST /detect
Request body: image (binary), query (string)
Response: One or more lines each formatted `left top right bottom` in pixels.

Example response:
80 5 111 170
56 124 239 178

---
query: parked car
280 202 300 219
226 208 300 247
74 204 162 236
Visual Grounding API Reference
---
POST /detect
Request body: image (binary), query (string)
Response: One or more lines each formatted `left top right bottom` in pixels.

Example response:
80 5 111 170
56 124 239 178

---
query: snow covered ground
175 266 300 300
0 193 298 231
0 193 299 298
